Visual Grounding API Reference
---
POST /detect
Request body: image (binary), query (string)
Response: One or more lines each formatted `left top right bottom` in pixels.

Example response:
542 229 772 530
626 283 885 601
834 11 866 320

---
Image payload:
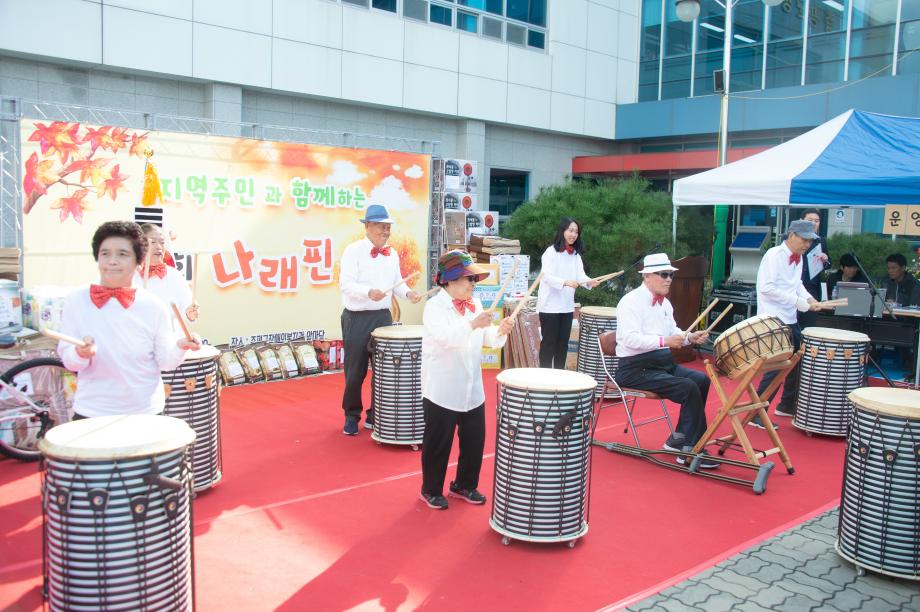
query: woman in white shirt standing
58 221 201 419
420 250 512 510
132 224 199 328
536 217 598 369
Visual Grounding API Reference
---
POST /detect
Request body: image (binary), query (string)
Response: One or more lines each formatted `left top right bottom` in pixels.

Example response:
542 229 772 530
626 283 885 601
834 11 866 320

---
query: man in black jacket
798 209 830 328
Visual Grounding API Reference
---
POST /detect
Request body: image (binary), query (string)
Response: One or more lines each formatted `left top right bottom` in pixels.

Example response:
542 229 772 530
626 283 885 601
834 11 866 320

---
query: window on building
899 2 920 74
729 0 765 92
527 29 545 49
849 0 897 80
507 0 546 28
458 10 479 33
805 0 848 84
342 0 368 6
483 16 503 39
765 1 805 89
430 3 453 26
639 0 662 101
404 0 427 21
372 0 397 12
506 22 526 45
490 169 529 218
661 0 693 99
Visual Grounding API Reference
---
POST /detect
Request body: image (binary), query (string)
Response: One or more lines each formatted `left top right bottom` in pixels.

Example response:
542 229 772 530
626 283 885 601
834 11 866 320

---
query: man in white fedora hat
339 204 421 436
614 253 717 468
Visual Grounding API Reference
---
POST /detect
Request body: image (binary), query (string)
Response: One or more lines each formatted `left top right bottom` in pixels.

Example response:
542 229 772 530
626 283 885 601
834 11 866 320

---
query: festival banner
20 120 430 343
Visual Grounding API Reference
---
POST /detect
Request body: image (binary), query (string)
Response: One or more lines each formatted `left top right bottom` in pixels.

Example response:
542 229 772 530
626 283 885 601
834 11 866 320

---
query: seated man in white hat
614 253 717 468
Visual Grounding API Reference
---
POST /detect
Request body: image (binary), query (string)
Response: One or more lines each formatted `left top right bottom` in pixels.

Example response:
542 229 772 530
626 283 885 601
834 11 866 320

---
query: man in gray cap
751 219 822 429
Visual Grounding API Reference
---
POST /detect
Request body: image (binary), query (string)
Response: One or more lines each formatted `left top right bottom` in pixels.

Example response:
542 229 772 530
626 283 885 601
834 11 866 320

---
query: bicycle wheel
0 357 74 461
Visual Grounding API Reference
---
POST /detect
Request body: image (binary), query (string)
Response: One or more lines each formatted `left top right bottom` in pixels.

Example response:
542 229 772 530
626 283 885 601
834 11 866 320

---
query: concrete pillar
207 83 242 136
455 120 486 210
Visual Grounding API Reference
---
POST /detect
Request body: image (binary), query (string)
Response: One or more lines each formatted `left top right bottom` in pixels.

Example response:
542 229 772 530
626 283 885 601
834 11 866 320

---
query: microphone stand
849 251 898 388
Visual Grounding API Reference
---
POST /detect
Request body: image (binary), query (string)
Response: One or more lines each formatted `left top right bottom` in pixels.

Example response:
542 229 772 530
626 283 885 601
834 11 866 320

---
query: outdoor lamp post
675 0 781 287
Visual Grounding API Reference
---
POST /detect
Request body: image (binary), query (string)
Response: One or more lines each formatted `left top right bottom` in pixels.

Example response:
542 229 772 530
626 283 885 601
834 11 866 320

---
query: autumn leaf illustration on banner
50 189 89 224
23 121 135 224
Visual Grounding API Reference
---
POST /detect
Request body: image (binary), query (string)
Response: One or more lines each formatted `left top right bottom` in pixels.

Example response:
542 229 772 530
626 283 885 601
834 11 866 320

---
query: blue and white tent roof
672 109 920 207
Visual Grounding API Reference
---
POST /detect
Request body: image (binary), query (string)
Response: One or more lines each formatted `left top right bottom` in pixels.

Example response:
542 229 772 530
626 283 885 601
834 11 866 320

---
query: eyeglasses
655 272 675 279
465 275 479 283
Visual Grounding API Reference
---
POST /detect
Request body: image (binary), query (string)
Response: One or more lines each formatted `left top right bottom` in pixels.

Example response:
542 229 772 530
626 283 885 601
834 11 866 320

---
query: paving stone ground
626 508 919 611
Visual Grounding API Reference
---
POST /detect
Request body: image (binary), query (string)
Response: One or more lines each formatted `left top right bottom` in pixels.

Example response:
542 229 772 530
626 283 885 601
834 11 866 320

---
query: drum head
185 344 221 361
715 314 781 344
802 327 870 342
39 415 196 460
497 368 596 393
848 387 920 419
372 325 425 340
581 306 616 318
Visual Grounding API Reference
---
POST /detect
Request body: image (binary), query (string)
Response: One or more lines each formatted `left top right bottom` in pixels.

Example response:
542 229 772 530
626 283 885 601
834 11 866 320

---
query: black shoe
663 433 688 452
675 450 720 469
448 481 487 505
343 417 359 436
364 409 375 430
774 407 795 418
420 492 448 510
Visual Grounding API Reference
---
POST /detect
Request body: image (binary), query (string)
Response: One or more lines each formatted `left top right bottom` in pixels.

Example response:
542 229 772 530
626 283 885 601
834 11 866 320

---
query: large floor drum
576 306 617 395
491 368 597 546
794 327 870 436
837 387 920 580
370 325 425 446
713 315 792 379
39 415 196 611
163 344 222 491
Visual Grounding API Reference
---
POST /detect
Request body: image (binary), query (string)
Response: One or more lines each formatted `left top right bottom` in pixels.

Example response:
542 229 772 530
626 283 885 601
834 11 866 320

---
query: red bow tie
453 298 475 315
370 246 391 258
652 295 665 307
90 285 136 309
564 245 574 254
143 263 167 279
788 253 801 266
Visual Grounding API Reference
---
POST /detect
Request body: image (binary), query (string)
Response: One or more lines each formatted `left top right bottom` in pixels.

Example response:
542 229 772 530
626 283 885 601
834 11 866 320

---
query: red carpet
0 361 846 611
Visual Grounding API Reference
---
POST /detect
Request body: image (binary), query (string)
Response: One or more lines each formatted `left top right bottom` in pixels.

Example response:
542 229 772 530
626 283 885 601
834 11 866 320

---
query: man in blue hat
339 204 421 435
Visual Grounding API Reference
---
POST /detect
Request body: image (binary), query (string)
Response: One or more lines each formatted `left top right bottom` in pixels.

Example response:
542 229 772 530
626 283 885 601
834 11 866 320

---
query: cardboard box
466 211 499 243
445 211 467 246
0 280 22 333
444 159 478 193
489 254 530 297
481 345 502 369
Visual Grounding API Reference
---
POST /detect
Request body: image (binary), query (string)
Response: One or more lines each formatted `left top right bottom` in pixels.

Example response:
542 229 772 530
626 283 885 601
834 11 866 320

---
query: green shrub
826 233 915 282
503 177 712 306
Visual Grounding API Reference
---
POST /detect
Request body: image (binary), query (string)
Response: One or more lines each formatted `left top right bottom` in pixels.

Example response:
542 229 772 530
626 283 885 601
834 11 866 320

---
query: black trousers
420 398 485 497
538 312 574 369
756 323 802 412
615 349 710 446
341 308 392 420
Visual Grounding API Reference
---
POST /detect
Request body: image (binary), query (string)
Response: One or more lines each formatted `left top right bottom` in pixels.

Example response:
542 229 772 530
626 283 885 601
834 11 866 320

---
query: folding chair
592 331 674 448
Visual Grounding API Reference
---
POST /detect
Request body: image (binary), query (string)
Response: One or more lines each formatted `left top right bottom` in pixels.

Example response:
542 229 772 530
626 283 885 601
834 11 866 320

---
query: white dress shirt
57 286 188 417
132 265 193 330
339 237 410 311
536 246 592 313
615 283 686 357
757 242 812 325
421 290 507 412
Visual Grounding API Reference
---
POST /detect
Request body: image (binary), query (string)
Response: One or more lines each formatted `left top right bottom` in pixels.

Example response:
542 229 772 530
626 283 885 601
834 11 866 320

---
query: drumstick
143 242 152 289
384 270 421 295
191 253 199 303
816 298 848 309
703 304 734 334
508 272 543 321
591 270 625 284
41 328 88 348
171 302 195 342
683 298 720 335
423 286 440 299
486 258 520 314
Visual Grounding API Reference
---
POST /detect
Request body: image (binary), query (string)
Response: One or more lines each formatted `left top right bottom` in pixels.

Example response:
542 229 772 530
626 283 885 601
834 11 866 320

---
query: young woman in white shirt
419 250 512 510
58 221 201 419
132 223 199 327
536 217 598 369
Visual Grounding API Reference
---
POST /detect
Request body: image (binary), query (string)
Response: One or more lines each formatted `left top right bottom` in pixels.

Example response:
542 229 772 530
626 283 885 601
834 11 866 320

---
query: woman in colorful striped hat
419 250 513 510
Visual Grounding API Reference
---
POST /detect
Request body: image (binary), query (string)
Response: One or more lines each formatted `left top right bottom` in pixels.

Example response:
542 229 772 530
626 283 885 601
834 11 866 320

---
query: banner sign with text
21 120 430 343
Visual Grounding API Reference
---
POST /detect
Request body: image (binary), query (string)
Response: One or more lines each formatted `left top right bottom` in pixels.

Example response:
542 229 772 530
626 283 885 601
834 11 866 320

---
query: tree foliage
503 177 712 306
827 232 917 281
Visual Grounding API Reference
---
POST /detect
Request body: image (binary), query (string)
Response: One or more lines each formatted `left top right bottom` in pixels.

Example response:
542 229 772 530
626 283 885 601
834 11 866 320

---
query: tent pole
672 205 678 251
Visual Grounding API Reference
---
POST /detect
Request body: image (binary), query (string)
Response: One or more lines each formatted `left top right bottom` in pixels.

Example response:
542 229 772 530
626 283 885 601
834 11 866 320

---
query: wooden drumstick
683 298 720 335
171 302 195 342
143 241 152 289
423 286 441 299
191 253 199 303
384 270 421 295
42 328 88 348
486 258 520 314
816 298 848 310
591 269 625 284
509 272 543 321
703 303 734 334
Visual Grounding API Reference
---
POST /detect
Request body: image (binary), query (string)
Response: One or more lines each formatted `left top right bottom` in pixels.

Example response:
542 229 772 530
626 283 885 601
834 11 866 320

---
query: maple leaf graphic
28 121 81 163
81 126 114 155
129 132 150 158
50 189 89 224
97 164 129 200
22 152 60 199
